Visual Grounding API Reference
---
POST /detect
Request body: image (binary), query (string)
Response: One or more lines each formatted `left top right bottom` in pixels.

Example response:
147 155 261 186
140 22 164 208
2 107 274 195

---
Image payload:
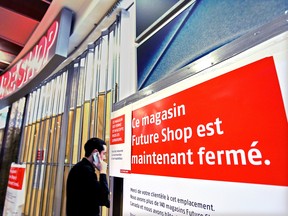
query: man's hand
99 160 107 174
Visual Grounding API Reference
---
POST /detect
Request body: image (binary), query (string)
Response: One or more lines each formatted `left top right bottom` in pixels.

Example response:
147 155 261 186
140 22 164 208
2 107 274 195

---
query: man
66 137 110 216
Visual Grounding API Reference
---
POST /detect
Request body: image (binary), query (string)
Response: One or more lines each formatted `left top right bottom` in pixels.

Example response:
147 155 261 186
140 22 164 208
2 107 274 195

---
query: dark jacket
66 158 110 216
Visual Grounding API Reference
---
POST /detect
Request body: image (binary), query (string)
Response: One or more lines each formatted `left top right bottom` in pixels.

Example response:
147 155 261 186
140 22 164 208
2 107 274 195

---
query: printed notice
129 187 215 216
111 115 125 145
123 174 288 216
110 106 132 177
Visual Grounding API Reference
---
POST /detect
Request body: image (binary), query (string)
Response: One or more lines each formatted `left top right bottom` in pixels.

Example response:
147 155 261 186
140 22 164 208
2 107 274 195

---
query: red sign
110 115 125 144
131 57 288 186
36 149 45 161
8 166 25 190
0 21 59 99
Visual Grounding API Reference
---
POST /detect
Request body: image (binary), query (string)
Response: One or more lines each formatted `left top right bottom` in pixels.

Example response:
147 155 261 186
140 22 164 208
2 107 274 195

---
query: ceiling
0 0 52 74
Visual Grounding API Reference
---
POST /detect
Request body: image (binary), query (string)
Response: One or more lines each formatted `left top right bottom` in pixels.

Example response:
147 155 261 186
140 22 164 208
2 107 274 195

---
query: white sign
110 105 132 177
3 163 26 216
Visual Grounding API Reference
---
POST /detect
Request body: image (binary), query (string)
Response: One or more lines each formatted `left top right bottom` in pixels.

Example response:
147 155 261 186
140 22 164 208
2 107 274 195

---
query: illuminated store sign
0 21 58 97
0 8 73 106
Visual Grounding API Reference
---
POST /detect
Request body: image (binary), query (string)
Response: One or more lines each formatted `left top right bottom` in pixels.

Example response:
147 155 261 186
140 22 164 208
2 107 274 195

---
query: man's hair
84 137 106 157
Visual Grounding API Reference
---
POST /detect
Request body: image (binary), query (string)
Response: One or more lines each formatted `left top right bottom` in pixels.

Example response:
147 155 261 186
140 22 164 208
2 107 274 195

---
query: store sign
0 21 59 98
0 8 73 106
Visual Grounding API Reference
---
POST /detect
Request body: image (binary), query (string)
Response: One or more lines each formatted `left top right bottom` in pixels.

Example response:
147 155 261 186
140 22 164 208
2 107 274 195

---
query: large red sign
131 57 288 186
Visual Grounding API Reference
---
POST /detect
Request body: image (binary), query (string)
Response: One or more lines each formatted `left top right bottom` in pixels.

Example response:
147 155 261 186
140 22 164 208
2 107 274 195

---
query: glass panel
52 115 62 163
24 163 33 214
22 125 31 162
0 107 9 153
59 72 68 113
102 91 112 216
80 102 91 158
42 116 55 214
105 92 112 143
61 166 70 216
90 99 97 137
65 109 75 164
31 119 46 216
97 94 105 139
47 165 57 216
99 36 108 92
34 189 42 215
107 31 114 91
77 58 86 106
84 51 94 101
42 118 51 163
47 117 56 163
73 107 81 163
70 63 79 109
38 117 50 215
93 44 101 99
24 122 37 214
22 95 34 213
41 165 51 215
23 163 30 214
28 121 41 215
